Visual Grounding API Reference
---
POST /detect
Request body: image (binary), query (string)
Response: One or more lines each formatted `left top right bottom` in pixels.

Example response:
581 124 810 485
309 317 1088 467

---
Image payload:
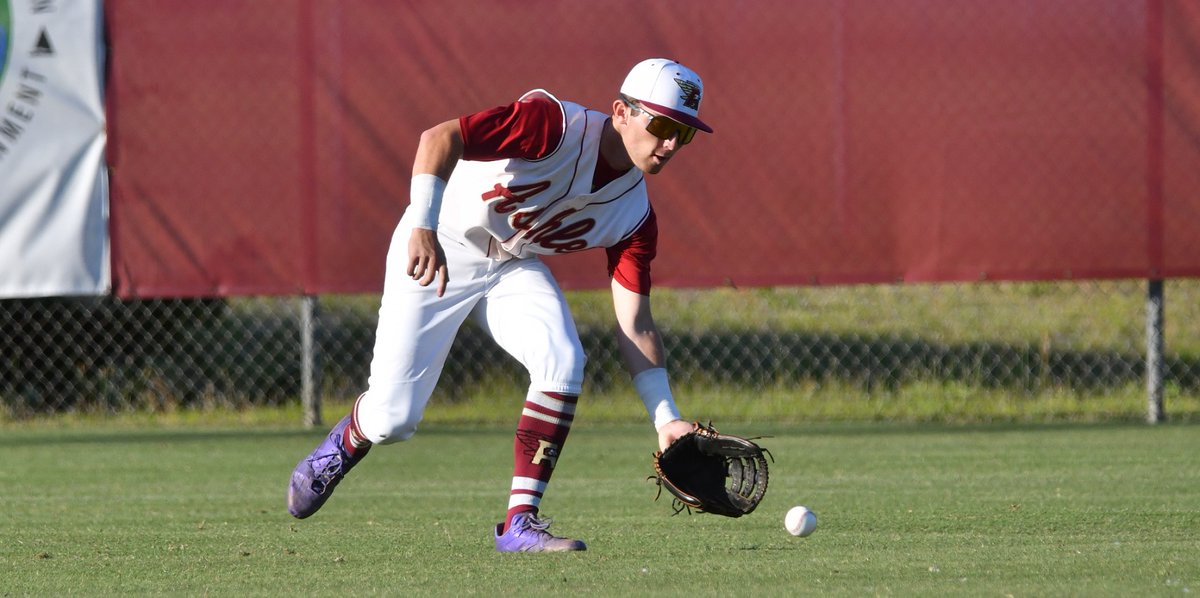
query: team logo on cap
674 78 702 110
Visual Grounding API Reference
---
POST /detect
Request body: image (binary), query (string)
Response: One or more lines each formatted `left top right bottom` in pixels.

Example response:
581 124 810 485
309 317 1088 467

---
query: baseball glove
650 422 771 517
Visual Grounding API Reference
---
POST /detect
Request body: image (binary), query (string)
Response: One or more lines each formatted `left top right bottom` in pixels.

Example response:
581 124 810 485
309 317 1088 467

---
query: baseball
785 506 818 537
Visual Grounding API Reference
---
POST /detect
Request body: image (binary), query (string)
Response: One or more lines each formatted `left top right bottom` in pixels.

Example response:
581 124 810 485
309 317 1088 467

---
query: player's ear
613 99 630 124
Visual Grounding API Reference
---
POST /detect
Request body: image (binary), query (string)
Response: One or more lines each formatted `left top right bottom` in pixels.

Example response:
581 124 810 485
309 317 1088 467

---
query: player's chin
643 156 669 174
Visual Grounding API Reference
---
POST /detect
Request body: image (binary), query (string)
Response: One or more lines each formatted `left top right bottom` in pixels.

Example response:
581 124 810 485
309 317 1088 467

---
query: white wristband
633 368 682 431
408 173 446 230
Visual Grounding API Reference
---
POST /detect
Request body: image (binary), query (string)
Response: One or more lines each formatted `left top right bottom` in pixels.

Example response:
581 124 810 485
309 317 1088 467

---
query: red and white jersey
438 90 657 294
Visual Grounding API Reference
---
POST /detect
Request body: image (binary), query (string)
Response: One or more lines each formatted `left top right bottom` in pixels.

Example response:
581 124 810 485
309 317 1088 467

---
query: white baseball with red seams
785 506 818 537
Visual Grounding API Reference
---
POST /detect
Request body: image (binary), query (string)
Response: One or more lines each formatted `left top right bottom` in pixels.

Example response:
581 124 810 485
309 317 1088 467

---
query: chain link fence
3 279 1198 421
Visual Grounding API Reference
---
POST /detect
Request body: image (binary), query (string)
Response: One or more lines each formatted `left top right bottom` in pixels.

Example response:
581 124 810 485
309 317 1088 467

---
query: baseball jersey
438 90 657 294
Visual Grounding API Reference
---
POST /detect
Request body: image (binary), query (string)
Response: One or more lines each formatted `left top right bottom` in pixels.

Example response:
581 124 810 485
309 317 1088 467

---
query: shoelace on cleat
309 452 344 494
523 515 552 532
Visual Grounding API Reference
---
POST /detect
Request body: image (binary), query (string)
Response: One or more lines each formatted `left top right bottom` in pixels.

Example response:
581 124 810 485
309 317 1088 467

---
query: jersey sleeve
606 208 658 295
459 96 564 161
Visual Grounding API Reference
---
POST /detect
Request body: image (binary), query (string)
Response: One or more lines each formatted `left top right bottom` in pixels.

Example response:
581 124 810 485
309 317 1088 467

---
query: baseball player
287 58 712 552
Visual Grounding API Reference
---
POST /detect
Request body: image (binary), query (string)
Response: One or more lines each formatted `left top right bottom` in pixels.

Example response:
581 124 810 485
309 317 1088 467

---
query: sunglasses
622 97 698 145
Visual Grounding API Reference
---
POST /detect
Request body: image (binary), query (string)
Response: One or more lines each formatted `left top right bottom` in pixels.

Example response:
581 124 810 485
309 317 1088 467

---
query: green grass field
3 419 1197 596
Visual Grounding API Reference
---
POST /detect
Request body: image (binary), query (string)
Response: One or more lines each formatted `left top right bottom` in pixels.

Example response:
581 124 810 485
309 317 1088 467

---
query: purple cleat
494 513 587 553
288 415 368 519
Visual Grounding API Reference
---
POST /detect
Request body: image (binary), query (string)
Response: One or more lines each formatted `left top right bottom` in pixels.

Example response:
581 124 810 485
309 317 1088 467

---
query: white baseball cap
620 58 713 134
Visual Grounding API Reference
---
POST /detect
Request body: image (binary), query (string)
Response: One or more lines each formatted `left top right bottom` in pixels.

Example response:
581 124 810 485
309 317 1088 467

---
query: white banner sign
0 0 107 297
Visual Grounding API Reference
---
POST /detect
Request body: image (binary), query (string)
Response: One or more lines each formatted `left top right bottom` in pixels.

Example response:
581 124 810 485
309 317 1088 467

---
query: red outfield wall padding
104 0 1200 298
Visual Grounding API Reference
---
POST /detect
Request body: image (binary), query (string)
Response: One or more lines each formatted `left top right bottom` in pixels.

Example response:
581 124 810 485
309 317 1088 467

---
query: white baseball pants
356 222 587 444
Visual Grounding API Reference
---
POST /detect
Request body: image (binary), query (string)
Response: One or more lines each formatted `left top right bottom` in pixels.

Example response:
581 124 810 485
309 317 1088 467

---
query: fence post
1145 279 1165 424
301 295 322 427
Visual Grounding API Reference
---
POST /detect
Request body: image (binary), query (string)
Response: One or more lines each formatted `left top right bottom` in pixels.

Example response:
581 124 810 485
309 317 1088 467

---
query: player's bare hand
657 419 697 452
407 228 449 297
